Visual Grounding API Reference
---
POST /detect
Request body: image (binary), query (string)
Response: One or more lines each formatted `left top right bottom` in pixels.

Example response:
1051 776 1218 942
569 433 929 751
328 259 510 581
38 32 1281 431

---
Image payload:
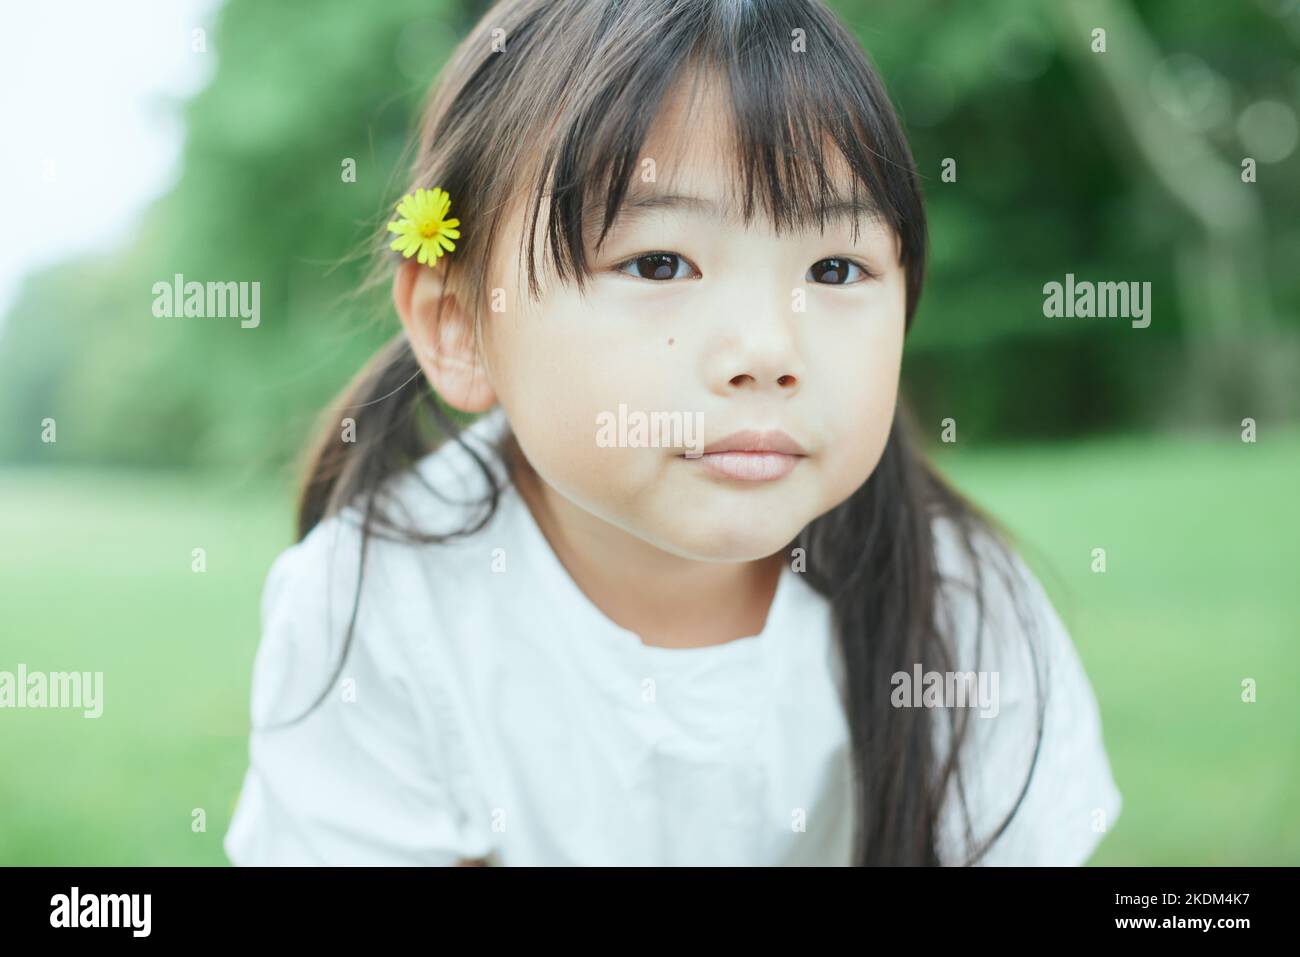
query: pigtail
295 333 440 541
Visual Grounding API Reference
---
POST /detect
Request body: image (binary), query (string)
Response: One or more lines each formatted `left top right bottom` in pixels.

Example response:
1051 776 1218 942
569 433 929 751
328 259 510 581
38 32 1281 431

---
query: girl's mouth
675 427 808 481
680 450 803 481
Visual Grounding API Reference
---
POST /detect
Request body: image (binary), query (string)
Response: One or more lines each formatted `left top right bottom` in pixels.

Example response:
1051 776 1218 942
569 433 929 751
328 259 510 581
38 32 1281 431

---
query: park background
1 0 1297 865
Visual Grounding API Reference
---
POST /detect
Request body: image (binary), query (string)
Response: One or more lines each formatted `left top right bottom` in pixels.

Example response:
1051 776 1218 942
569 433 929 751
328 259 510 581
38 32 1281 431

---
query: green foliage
0 0 474 467
1 0 1296 467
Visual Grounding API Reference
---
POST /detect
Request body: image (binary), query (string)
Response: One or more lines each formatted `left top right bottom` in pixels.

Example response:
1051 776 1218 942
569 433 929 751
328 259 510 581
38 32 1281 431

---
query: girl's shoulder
289 407 512 574
926 510 1123 865
366 406 515 542
227 417 512 865
257 409 515 692
928 511 1052 704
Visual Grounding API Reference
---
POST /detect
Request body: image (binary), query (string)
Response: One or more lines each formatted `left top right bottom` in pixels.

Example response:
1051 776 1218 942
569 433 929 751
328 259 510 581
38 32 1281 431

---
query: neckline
501 450 794 664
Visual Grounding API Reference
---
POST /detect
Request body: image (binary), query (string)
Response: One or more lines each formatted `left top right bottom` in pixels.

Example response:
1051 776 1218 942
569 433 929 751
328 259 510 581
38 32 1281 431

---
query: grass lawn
1 428 1296 865
937 427 1300 865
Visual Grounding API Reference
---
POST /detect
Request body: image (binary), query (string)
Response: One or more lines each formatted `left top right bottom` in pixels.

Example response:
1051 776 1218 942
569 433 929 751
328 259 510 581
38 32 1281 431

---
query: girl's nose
711 331 804 397
728 370 799 391
708 293 805 396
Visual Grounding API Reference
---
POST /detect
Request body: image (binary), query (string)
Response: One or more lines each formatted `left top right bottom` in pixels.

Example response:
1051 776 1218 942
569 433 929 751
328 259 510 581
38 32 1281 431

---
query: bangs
510 0 926 315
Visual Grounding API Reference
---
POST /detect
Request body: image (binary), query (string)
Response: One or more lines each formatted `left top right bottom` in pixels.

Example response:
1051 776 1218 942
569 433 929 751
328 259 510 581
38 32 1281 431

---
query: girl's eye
808 257 872 285
615 252 699 281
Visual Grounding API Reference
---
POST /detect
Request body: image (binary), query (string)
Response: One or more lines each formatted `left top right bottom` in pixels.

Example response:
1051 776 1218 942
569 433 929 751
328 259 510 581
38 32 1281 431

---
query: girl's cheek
496 363 649 509
815 302 904 491
483 301 631 481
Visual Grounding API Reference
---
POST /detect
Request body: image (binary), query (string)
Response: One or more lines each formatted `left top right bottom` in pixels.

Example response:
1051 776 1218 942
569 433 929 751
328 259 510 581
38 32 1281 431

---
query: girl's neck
504 431 785 649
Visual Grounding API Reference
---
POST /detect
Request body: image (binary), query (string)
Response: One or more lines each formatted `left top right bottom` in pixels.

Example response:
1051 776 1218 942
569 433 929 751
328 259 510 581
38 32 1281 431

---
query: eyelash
611 251 876 285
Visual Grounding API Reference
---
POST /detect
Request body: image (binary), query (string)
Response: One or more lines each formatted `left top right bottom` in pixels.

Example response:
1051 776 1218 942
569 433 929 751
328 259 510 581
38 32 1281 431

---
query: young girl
225 0 1121 866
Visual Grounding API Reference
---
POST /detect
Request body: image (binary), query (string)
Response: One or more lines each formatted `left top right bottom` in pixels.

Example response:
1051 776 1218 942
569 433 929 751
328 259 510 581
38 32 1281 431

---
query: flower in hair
387 187 461 265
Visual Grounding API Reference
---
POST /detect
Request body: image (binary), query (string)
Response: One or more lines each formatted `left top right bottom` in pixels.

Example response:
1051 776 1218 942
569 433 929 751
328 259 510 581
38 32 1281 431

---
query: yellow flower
386 187 461 265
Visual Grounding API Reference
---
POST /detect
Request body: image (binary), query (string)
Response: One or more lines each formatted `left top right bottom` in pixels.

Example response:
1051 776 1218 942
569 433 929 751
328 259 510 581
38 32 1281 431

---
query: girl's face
479 78 906 562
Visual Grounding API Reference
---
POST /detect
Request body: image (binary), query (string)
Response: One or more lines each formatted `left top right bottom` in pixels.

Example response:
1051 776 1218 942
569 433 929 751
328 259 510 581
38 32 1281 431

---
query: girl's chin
648 522 806 564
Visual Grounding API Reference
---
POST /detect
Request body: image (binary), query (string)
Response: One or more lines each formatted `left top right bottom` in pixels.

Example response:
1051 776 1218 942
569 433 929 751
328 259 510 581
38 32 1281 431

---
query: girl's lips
683 450 802 481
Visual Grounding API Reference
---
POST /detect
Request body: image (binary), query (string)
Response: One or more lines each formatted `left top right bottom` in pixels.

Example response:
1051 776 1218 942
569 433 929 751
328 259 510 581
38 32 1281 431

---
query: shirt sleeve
932 517 1123 866
223 514 485 866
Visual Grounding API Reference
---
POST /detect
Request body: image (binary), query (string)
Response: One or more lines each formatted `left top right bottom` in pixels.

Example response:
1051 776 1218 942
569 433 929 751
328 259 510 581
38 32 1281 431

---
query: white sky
0 0 221 324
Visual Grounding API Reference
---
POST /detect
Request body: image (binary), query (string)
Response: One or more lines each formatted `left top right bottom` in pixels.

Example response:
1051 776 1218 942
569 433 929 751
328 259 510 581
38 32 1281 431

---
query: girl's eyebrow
586 187 884 242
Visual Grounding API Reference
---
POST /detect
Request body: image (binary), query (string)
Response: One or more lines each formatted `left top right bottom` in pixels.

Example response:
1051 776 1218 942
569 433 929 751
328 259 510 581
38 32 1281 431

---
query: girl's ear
392 258 497 413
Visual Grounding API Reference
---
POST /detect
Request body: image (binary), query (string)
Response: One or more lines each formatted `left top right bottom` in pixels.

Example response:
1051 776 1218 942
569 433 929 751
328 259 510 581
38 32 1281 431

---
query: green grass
936 428 1300 865
0 469 293 866
1 428 1296 865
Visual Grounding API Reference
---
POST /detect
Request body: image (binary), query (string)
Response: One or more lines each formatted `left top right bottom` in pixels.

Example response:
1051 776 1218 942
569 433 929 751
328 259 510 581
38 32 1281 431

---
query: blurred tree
1052 0 1294 423
0 0 1295 468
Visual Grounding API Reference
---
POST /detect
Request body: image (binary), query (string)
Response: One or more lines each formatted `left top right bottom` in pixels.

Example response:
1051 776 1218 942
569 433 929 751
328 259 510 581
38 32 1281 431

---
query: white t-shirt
224 407 1122 866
